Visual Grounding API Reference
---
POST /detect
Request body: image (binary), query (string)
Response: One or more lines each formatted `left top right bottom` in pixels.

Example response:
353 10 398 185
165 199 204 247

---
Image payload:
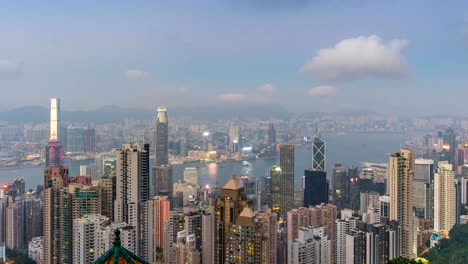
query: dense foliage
5 248 37 264
424 224 468 263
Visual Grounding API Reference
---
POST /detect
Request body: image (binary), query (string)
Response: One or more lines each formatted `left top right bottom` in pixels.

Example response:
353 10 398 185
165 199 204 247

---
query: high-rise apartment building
84 127 96 153
389 149 415 258
98 176 115 221
24 196 43 243
156 196 170 249
114 143 150 256
279 145 295 218
434 162 456 233
289 226 331 264
72 214 109 264
154 106 169 166
202 209 215 264
50 98 60 140
163 210 185 264
43 166 72 264
304 169 328 207
70 184 100 220
215 177 249 263
6 201 24 250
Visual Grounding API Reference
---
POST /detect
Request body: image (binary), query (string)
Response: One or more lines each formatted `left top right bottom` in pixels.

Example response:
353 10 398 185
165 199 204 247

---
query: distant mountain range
0 104 292 123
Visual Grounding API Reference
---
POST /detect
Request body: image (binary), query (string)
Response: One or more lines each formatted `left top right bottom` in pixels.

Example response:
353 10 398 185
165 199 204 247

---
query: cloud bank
219 83 277 103
308 85 337 96
126 70 150 80
301 35 408 80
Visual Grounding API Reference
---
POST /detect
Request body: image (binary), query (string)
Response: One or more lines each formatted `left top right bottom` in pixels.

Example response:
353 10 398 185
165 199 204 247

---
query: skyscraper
280 145 295 218
270 165 281 214
6 201 24 250
183 167 198 186
332 164 346 209
67 127 85 154
443 123 456 166
215 177 248 263
268 123 276 146
72 214 109 264
414 159 434 219
45 139 64 167
114 143 150 256
312 135 325 171
389 149 415 258
154 106 169 166
152 165 173 198
433 162 456 233
156 196 170 249
50 98 60 140
303 169 328 207
43 166 72 264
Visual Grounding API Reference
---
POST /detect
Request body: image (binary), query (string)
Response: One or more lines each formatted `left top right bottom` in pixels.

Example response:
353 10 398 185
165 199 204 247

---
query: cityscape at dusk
2 1 468 264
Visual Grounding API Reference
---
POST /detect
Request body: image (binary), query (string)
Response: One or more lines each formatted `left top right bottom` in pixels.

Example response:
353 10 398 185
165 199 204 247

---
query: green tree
387 256 418 264
5 248 37 264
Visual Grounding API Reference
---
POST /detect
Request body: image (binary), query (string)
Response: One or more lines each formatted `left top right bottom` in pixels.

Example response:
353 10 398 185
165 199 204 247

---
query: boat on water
242 161 250 166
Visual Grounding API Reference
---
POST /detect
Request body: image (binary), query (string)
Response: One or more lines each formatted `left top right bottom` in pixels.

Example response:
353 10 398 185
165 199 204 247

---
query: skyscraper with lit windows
280 145 295 218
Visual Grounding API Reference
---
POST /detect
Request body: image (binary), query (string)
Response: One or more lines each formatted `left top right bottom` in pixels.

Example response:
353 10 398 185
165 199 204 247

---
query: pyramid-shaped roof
93 229 149 264
239 207 255 218
223 176 243 190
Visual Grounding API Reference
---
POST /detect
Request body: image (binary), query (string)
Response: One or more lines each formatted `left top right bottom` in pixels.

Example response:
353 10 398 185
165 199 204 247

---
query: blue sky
1 0 468 115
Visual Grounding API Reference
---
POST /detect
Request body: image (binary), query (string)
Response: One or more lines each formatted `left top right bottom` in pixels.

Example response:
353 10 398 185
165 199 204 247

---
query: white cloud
257 83 276 96
308 85 337 96
218 93 248 102
301 35 408 80
0 60 21 76
219 83 277 103
125 69 150 80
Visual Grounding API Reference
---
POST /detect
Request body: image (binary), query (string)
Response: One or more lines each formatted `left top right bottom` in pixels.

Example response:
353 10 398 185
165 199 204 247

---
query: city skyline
1 1 468 116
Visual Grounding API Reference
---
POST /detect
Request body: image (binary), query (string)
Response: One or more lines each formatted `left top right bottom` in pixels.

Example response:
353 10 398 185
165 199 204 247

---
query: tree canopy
424 224 468 264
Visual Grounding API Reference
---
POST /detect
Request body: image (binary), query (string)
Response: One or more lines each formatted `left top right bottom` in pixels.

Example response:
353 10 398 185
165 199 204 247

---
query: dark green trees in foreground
423 224 468 264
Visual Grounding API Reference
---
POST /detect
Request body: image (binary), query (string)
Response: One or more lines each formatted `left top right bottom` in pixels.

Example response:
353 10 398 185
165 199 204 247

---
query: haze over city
1 1 468 115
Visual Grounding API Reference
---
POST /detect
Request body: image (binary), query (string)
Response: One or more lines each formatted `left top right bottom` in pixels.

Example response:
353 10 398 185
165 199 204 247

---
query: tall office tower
43 167 72 264
238 175 258 208
347 166 360 210
268 123 276 145
215 177 249 263
183 167 198 186
229 125 240 152
13 178 25 197
332 164 347 209
6 201 24 250
45 138 64 167
24 196 43 243
98 176 115 221
261 174 273 207
312 135 325 171
67 127 85 154
153 165 173 198
156 196 170 249
70 184 100 220
443 123 457 164
414 159 434 219
289 226 331 264
303 169 328 207
279 145 295 218
270 166 281 214
154 106 169 166
114 143 150 256
72 214 109 264
455 144 468 174
433 162 456 233
202 209 215 264
163 210 185 264
389 149 415 258
84 127 96 153
50 98 61 140
461 177 468 204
